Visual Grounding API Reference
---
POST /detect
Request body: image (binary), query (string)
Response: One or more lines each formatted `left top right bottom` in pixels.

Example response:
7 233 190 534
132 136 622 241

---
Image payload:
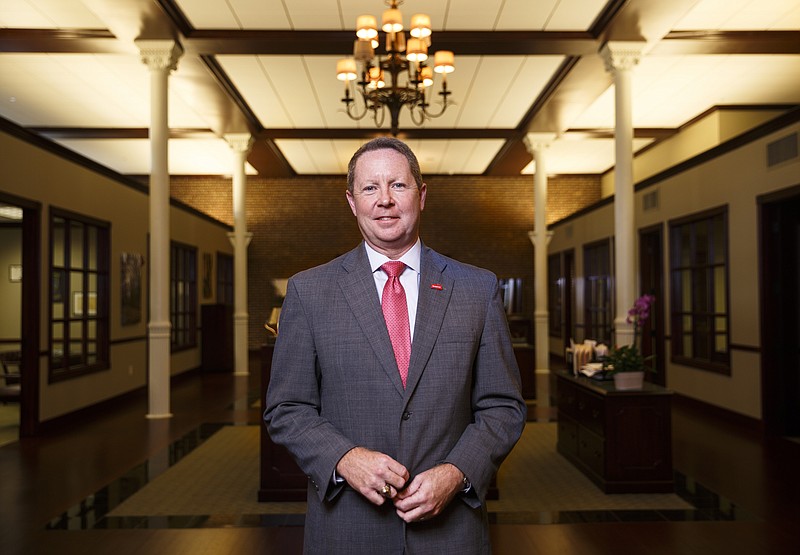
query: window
49 210 110 381
548 253 563 338
669 208 729 373
217 252 234 306
171 242 197 350
583 239 613 345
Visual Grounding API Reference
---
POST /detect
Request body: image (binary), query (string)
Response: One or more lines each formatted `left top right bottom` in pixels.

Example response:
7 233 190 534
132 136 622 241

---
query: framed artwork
120 253 144 325
9 264 22 282
73 291 97 316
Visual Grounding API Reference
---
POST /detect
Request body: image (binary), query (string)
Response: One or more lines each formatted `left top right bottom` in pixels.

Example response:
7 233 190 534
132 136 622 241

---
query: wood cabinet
556 371 673 493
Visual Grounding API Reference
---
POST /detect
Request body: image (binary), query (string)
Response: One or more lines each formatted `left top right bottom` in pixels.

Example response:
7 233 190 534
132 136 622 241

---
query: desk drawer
578 428 605 479
576 389 605 437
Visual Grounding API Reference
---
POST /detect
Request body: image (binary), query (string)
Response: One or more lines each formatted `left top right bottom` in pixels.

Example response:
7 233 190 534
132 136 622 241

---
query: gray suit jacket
265 242 526 554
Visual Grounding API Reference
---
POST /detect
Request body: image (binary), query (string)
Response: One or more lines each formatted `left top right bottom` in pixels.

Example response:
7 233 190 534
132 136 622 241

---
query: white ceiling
0 0 798 177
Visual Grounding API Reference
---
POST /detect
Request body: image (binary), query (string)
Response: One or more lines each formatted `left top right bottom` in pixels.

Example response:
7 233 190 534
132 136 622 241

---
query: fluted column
524 133 555 421
600 41 645 348
225 133 254 376
136 39 183 419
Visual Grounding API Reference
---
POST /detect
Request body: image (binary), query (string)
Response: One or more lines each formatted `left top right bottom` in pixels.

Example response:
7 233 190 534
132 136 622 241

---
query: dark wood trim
110 335 148 346
654 30 800 55
636 107 800 192
30 128 215 140
183 30 598 56
757 182 800 205
0 116 147 193
729 344 761 353
672 393 763 437
548 195 614 230
35 367 202 435
0 28 126 54
2 117 234 231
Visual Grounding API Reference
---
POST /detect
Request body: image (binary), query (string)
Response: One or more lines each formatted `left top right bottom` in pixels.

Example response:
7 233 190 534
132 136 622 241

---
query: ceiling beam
4 27 796 57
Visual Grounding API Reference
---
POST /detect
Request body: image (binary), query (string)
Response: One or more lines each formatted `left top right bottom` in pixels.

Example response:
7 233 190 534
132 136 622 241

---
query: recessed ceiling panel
0 0 107 28
53 137 257 175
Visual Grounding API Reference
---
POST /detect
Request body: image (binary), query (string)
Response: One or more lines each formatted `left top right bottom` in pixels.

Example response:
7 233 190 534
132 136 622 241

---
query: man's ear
345 190 357 216
419 183 427 211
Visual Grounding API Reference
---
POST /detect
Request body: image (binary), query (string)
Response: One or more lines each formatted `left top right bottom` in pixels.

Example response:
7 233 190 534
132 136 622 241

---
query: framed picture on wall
9 264 22 282
121 252 143 325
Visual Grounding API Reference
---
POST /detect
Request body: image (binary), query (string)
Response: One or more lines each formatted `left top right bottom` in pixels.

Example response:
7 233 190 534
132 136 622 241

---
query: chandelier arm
340 81 373 122
419 87 452 119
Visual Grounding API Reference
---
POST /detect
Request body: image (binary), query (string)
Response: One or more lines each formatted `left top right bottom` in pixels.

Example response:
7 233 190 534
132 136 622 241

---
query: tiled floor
2 362 799 554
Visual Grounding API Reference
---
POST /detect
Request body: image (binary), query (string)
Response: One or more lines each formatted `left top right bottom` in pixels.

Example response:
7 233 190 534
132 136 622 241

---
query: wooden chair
0 351 21 404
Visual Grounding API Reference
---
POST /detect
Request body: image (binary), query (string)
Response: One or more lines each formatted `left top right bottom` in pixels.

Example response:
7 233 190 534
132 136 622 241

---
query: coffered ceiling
1 0 798 178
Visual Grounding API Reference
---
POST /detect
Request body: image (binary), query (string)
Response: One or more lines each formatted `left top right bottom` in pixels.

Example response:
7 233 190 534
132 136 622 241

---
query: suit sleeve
263 277 356 501
442 277 527 504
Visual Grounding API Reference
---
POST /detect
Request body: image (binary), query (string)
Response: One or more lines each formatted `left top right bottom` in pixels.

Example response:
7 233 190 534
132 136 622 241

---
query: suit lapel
405 246 452 395
338 244 406 395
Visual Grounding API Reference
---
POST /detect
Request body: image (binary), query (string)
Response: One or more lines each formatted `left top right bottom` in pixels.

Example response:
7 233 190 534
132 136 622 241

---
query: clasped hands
336 446 464 523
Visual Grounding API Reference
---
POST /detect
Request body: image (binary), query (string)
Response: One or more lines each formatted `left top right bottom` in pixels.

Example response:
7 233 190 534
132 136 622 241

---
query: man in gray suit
265 137 526 554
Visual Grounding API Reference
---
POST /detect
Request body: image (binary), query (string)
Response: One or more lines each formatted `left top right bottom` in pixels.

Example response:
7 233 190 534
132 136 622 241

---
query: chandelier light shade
336 0 455 135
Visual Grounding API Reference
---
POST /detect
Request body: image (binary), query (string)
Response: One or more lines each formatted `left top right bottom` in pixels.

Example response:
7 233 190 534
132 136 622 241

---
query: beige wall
601 108 787 198
0 130 233 422
550 111 800 419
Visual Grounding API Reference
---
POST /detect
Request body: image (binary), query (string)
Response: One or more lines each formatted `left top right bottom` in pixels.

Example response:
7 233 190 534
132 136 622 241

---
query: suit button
402 411 412 420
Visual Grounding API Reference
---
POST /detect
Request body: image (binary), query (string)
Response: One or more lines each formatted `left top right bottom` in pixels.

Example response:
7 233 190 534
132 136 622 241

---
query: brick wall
171 173 600 347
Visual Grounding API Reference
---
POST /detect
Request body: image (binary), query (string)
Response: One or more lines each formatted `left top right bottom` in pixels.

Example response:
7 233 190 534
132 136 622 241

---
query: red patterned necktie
381 261 411 388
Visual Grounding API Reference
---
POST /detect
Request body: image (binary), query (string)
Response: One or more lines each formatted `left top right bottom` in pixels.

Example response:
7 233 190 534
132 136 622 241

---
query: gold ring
380 484 391 497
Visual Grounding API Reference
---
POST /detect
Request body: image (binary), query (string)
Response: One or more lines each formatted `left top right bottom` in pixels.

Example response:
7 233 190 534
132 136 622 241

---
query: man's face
346 148 427 259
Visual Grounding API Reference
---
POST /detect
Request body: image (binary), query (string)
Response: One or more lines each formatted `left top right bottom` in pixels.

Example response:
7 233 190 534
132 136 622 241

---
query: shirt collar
365 239 421 275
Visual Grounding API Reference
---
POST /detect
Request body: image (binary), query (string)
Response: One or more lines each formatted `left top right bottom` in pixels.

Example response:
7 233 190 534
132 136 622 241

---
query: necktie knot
381 260 405 278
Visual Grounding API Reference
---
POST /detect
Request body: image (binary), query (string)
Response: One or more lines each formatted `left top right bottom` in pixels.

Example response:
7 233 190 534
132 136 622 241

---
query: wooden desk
555 371 673 493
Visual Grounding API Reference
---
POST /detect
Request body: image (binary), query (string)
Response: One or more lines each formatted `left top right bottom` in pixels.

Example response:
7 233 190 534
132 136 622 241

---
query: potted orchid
602 294 655 389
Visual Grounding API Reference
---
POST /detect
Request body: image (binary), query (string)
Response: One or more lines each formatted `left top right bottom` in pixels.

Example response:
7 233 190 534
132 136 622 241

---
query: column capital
224 133 254 154
599 41 646 73
135 39 183 72
527 230 554 246
523 133 556 155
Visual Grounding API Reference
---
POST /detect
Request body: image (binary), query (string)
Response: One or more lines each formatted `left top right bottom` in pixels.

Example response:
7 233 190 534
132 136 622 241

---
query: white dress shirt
364 239 421 341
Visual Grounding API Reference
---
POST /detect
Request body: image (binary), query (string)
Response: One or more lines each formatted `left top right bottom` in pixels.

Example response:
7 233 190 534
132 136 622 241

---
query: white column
524 133 555 421
136 39 183 419
600 41 645 348
225 133 254 376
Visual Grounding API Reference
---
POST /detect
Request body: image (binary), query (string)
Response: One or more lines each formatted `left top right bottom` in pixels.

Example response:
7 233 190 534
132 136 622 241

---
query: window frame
170 241 198 351
583 239 613 345
48 208 110 382
669 206 730 374
216 251 234 306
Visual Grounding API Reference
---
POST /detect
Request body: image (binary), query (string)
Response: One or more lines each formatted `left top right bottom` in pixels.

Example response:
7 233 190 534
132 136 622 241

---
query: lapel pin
431 283 443 290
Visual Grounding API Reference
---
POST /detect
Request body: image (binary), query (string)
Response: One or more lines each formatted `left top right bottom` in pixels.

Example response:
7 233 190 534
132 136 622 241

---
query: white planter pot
613 371 645 390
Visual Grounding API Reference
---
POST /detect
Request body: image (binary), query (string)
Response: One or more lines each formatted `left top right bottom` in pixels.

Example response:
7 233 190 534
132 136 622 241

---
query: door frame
0 191 41 437
639 224 666 386
758 184 800 437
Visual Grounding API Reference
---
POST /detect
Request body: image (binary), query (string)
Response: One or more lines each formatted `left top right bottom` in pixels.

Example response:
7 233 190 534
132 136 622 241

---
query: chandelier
336 0 455 136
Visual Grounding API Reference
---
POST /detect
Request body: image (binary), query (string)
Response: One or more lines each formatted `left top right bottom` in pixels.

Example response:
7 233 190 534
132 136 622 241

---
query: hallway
0 355 798 554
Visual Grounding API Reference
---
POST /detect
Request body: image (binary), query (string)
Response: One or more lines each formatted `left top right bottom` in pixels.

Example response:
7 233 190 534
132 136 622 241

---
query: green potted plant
602 294 655 390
